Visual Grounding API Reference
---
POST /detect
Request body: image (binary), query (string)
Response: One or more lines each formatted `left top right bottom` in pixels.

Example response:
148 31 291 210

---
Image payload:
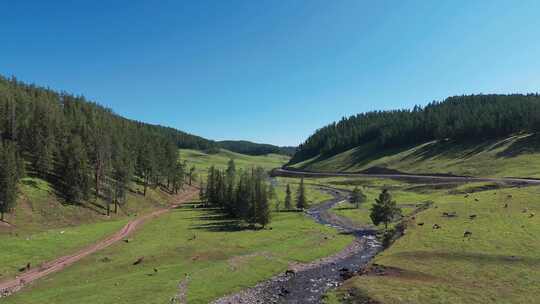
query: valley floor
315 176 540 304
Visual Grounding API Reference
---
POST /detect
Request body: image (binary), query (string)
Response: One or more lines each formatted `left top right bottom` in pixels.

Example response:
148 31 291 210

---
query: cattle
133 257 144 265
529 213 535 218
433 224 441 230
504 203 508 208
469 214 477 220
464 230 472 238
417 222 425 226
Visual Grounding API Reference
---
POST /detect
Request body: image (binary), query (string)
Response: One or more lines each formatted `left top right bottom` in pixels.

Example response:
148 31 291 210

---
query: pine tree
0 142 20 221
350 186 366 209
255 178 270 228
199 181 206 204
370 189 402 230
284 184 292 210
61 135 92 203
188 166 196 186
296 178 307 210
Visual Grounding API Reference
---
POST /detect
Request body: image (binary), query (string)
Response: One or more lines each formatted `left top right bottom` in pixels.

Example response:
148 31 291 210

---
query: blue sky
1 0 539 146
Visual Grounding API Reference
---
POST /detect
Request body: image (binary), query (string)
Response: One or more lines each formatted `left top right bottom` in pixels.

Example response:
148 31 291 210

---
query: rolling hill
288 94 540 178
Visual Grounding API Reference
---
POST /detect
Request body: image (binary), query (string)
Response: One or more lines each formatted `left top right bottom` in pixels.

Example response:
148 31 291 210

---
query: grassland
0 175 177 281
180 148 289 178
316 176 540 304
1 147 283 283
3 195 352 304
2 148 357 303
291 133 540 178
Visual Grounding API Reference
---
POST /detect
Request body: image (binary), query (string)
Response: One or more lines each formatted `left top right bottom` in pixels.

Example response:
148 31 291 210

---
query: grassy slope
292 133 540 178
318 177 540 304
180 148 289 178
1 148 289 282
0 176 175 280
4 192 351 304
2 149 351 303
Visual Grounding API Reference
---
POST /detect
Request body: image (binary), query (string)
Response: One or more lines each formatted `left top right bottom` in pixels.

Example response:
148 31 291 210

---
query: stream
213 187 382 304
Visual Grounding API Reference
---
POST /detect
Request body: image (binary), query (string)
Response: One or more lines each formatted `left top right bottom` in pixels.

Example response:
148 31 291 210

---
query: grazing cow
417 222 425 226
463 230 472 238
474 198 479 202
433 224 441 230
504 203 508 208
529 213 535 218
469 214 477 220
153 268 158 273
285 269 296 276
133 257 144 265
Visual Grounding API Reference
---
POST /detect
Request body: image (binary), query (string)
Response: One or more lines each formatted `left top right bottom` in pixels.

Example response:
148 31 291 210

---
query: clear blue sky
1 1 539 146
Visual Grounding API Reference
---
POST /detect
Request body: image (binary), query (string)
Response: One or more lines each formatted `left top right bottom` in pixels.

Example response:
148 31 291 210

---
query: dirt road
0 186 199 297
272 168 540 185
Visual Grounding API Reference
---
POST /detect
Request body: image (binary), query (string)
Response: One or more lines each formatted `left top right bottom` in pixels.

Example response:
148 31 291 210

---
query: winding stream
213 187 382 304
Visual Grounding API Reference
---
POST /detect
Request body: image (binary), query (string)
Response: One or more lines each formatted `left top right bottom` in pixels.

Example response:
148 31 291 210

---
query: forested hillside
0 75 214 219
218 140 296 156
289 94 540 165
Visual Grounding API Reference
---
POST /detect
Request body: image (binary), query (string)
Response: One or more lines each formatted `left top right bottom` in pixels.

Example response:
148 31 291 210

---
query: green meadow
319 176 540 304
3 195 352 304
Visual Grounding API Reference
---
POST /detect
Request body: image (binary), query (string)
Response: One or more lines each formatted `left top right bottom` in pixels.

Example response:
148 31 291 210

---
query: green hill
289 94 540 178
290 133 540 178
217 140 295 156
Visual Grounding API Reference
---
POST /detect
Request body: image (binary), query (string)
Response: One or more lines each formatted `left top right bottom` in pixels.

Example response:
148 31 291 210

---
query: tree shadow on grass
496 133 540 158
181 205 253 232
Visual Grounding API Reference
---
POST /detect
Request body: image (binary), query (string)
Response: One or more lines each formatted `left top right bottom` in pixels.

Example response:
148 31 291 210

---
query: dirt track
273 168 540 185
0 186 199 297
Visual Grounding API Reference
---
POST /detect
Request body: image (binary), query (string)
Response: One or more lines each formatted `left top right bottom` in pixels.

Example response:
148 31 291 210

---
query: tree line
217 140 296 156
199 160 311 228
200 160 272 227
0 75 203 220
290 94 540 164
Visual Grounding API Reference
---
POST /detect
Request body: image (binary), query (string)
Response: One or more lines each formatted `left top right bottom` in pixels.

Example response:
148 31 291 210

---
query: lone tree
370 189 401 230
350 186 366 209
284 184 292 210
296 178 307 210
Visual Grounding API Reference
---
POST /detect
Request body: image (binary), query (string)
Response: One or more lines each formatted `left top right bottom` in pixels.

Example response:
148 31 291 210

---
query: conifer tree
350 186 366 209
61 135 92 203
296 178 307 210
370 189 402 230
284 184 292 210
0 142 20 221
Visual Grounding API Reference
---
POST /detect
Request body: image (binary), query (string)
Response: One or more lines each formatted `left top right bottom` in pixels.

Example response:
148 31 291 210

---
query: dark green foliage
370 189 402 230
350 186 366 208
0 141 21 221
296 178 307 210
284 184 292 210
290 94 540 164
60 135 92 203
218 140 296 156
205 160 271 227
0 75 203 208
